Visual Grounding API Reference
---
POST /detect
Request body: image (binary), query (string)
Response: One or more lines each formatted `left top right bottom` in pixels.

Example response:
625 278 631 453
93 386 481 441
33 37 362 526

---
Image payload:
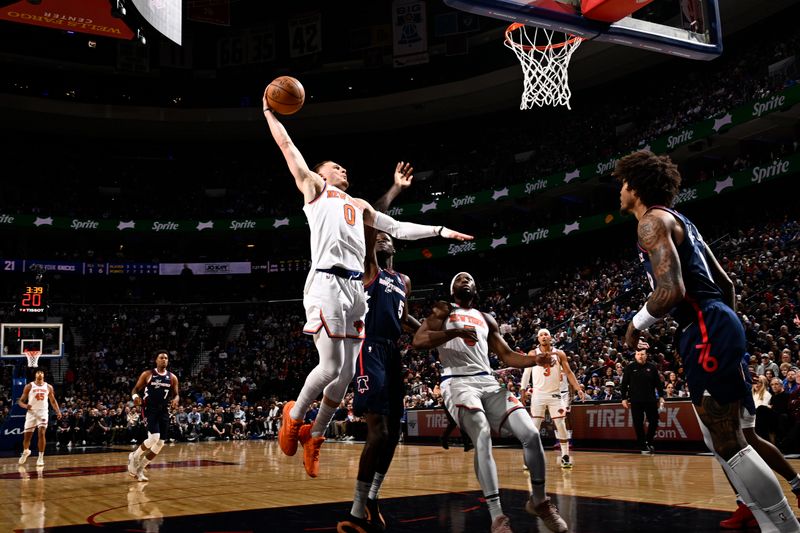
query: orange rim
504 22 583 51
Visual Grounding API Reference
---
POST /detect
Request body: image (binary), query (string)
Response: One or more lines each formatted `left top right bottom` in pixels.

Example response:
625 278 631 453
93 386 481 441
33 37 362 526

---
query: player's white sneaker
18 449 31 465
36 455 44 467
136 464 149 482
127 452 139 477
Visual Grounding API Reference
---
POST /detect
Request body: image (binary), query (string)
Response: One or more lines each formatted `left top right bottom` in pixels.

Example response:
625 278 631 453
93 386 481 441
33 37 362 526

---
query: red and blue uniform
353 268 407 418
143 369 173 434
638 206 753 412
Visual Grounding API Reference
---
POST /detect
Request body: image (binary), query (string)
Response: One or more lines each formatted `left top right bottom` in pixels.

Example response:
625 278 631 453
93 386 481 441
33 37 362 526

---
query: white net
24 350 41 368
504 23 583 110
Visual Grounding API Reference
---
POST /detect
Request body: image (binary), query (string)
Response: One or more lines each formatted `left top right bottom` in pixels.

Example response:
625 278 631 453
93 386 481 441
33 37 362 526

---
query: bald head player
413 273 568 533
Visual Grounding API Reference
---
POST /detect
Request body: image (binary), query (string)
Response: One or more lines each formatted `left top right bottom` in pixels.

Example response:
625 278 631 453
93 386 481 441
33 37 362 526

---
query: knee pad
144 433 160 448
151 439 166 454
554 417 568 441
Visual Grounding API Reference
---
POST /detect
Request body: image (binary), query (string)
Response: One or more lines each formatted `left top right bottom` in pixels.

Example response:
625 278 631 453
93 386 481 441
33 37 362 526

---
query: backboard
1 323 63 359
444 0 722 59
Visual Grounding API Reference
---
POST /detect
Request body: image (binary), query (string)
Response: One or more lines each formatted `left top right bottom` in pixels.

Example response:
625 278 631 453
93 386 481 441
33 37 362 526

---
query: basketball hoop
24 350 41 368
504 23 583 110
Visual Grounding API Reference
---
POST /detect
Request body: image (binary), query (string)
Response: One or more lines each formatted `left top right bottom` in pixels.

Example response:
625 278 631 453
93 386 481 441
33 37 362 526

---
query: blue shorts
678 299 754 414
353 339 403 419
145 408 169 435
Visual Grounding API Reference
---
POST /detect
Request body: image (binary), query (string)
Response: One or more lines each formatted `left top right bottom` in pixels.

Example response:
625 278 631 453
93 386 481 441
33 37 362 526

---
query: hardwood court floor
2 439 799 532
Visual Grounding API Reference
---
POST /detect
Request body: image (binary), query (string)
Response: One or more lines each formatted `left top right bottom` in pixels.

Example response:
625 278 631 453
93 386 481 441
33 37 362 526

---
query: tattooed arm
625 211 685 347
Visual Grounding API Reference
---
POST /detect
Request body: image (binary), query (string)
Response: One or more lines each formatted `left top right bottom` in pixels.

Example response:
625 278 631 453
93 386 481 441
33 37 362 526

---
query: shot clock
17 284 48 316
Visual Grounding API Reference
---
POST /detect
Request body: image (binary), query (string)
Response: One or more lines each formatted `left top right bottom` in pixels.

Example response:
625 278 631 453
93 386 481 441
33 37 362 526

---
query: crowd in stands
0 214 797 449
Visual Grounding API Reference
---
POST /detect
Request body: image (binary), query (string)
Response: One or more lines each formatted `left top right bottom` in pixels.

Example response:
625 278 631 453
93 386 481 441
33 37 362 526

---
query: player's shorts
441 374 525 436
24 409 48 431
145 408 169 435
531 393 568 419
353 338 404 419
303 270 368 339
678 299 754 414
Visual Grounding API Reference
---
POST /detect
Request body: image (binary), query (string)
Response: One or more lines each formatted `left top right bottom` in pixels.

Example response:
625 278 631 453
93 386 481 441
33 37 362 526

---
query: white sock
133 447 146 460
486 494 503 521
140 456 152 468
789 474 800 493
560 441 569 457
368 472 385 500
350 480 370 519
311 402 337 437
567 429 573 439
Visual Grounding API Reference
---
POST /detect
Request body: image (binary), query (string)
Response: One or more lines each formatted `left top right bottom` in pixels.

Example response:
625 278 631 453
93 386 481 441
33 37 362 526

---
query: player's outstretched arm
625 211 685 348
262 90 324 203
412 301 476 349
484 313 536 368
365 162 415 282
359 200 472 241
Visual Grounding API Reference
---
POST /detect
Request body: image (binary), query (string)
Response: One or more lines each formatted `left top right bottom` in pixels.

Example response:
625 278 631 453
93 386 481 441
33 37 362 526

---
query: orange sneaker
278 401 304 456
299 424 325 478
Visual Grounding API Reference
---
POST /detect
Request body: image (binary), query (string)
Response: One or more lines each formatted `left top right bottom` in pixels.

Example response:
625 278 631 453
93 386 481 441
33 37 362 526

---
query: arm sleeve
520 367 532 391
370 211 440 240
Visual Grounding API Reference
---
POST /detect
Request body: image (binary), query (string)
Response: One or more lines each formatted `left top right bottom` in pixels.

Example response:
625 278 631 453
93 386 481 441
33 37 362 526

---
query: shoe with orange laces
278 401 304 456
525 496 568 533
720 501 757 529
299 424 325 478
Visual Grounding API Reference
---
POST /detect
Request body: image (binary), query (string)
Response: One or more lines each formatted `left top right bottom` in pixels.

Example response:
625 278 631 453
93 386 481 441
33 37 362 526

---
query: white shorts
303 271 368 339
531 394 568 419
24 410 48 431
441 375 525 436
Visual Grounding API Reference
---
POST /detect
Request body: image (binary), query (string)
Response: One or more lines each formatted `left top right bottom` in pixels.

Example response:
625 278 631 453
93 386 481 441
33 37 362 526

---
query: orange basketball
265 76 305 115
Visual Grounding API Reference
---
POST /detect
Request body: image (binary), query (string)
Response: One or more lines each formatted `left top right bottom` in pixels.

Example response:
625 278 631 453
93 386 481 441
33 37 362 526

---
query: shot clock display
18 285 47 315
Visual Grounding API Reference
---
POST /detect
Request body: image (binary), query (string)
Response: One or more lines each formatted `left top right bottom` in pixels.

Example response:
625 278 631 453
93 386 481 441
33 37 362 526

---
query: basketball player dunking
617 150 800 532
413 273 568 533
263 92 472 478
338 167 421 533
127 350 179 482
18 369 61 466
520 329 584 468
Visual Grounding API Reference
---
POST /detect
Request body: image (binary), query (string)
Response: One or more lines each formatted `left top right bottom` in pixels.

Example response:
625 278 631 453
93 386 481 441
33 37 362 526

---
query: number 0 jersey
364 268 406 341
437 305 491 377
143 369 173 412
303 182 366 293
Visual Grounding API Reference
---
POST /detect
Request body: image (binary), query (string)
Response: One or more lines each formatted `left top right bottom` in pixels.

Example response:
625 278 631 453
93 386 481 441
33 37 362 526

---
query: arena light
111 0 126 18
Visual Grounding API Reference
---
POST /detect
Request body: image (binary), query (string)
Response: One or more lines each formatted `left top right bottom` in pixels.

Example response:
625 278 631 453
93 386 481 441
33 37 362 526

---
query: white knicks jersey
529 348 562 395
437 305 492 376
28 382 50 411
302 183 366 292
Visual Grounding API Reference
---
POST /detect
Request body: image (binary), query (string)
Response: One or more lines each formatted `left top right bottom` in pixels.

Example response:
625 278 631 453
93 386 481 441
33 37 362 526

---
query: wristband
438 226 444 236
132 393 140 401
632 305 658 331
262 107 270 113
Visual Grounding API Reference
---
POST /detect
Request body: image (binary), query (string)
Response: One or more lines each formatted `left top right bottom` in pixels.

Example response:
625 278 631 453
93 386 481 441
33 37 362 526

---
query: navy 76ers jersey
637 206 723 326
364 269 406 340
143 369 173 412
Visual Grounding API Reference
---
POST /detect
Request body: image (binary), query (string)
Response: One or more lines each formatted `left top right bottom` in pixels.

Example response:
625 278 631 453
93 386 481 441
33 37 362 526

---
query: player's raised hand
394 161 414 189
440 227 473 241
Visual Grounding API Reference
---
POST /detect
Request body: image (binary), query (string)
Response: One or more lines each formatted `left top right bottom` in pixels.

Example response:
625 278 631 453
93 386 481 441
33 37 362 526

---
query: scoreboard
17 285 47 315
